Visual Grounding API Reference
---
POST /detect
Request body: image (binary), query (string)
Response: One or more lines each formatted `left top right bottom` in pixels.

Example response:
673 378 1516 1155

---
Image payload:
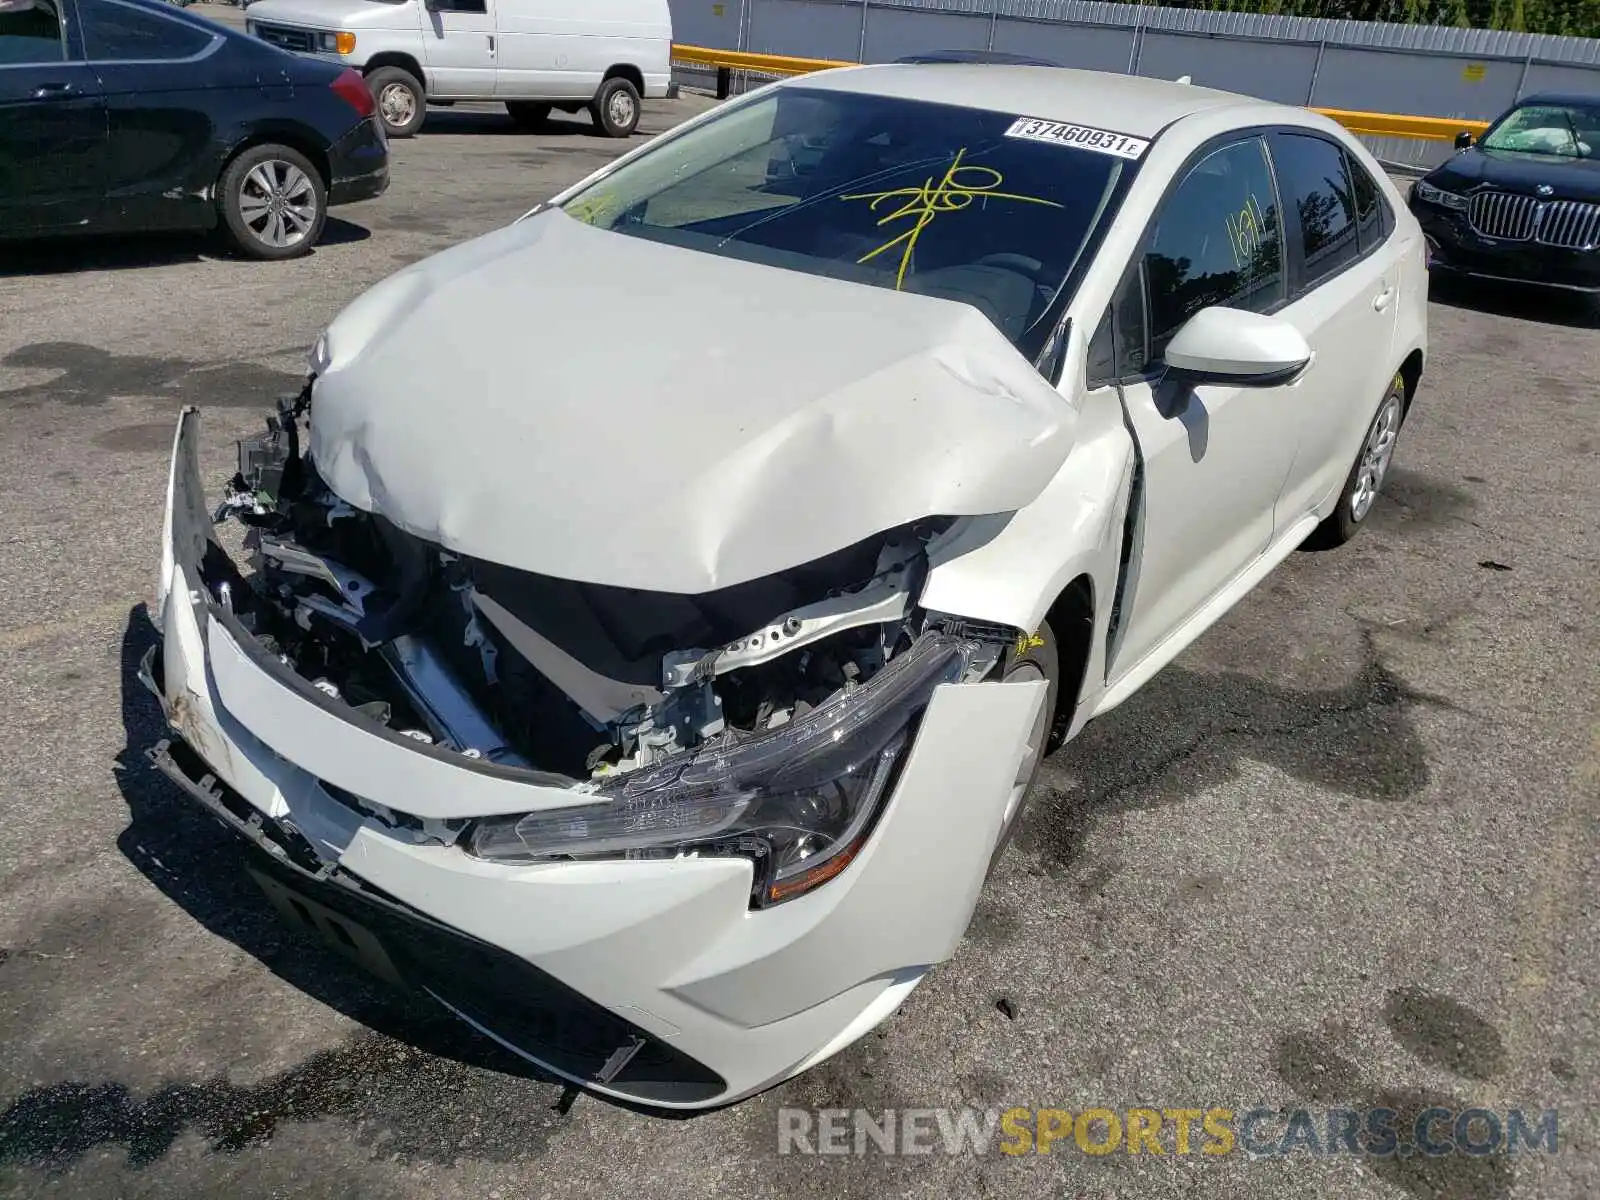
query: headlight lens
467 633 976 906
308 330 331 375
1414 180 1468 212
315 30 356 53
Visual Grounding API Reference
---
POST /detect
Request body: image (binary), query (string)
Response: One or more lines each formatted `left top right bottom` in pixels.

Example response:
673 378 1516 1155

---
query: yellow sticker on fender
1004 117 1150 160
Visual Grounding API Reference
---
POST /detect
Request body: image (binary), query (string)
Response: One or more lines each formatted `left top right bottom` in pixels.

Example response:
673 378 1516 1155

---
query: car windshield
555 86 1139 352
1480 102 1600 159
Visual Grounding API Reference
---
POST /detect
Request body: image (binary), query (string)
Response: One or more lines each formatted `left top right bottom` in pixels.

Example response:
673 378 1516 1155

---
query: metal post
1126 21 1144 76
736 0 749 52
857 0 870 62
986 9 997 51
1305 38 1326 106
717 66 732 99
1513 52 1532 102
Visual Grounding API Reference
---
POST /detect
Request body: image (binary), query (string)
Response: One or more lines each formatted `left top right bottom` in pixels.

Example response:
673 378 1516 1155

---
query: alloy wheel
238 160 318 250
1350 393 1403 522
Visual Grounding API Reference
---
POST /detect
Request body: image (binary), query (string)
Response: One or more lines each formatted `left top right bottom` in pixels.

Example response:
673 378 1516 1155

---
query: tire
505 101 552 130
216 144 327 261
1304 371 1407 550
367 66 425 139
985 621 1060 880
588 76 641 138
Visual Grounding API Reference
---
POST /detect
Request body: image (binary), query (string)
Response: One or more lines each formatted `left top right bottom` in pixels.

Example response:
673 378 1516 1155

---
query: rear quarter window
81 0 214 60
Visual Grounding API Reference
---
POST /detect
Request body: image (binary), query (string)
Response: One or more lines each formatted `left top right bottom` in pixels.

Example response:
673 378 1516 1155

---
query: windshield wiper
1560 108 1583 156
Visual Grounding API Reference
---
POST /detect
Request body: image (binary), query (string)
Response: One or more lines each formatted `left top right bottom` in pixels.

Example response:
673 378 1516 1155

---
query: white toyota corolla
146 63 1427 1109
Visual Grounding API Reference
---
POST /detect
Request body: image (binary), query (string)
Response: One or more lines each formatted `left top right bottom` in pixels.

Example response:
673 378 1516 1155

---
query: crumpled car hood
308 210 1077 593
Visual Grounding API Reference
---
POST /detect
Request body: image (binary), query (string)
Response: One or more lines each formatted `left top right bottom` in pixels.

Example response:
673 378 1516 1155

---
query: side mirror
1162 307 1312 388
1455 131 1474 150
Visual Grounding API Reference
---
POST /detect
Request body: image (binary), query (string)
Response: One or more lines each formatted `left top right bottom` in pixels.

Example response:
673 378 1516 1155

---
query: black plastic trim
146 730 729 1106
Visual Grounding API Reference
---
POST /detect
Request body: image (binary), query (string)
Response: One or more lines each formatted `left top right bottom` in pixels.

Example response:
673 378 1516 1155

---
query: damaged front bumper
147 406 1047 1109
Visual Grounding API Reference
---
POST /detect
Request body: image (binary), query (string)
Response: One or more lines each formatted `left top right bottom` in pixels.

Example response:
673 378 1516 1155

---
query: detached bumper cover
148 407 1047 1108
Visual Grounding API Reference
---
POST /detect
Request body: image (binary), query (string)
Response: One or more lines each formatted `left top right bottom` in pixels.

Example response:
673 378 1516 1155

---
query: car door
1265 130 1403 524
78 0 228 231
0 0 108 235
1097 133 1305 680
421 0 495 97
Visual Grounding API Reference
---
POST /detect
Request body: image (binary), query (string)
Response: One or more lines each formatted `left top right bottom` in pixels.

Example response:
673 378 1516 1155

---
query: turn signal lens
335 30 357 54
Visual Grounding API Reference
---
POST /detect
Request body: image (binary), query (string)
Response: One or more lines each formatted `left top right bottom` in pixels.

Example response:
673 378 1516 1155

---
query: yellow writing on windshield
566 192 618 225
1225 194 1269 270
840 148 1064 289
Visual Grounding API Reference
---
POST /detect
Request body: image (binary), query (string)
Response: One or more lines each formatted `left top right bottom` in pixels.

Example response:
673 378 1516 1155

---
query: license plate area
247 867 406 988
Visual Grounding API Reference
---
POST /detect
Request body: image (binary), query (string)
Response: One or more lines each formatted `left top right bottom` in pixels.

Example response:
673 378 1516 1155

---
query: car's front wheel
217 144 327 261
1306 372 1407 549
589 76 641 138
367 66 426 138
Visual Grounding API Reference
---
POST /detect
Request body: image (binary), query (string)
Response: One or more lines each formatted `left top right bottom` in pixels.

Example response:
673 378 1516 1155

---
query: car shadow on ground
1428 271 1598 328
0 219 371 277
109 604 557 1087
418 106 607 138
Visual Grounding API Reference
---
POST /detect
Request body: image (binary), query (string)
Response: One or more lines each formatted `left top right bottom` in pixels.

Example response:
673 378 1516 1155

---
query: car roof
894 49 1065 68
784 64 1258 139
1514 92 1600 109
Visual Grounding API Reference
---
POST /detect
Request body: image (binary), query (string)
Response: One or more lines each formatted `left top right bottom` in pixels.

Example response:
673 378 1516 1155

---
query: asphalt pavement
1 16 1597 1197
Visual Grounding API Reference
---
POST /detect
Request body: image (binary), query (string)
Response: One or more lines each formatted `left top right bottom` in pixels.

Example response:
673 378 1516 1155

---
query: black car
1 0 388 260
1408 92 1600 295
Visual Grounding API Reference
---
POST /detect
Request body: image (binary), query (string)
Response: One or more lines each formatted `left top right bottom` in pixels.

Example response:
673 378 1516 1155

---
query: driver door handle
1373 285 1395 312
31 81 76 99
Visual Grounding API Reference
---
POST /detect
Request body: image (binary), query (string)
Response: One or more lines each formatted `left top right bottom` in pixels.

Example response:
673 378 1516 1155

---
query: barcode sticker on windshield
1004 117 1150 160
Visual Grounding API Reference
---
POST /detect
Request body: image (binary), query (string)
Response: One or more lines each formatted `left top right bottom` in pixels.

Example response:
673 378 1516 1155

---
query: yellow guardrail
1314 107 1490 141
669 44 1493 142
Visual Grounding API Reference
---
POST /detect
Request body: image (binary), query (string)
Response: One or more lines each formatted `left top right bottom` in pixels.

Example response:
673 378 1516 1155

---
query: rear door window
0 0 65 63
1269 132 1360 292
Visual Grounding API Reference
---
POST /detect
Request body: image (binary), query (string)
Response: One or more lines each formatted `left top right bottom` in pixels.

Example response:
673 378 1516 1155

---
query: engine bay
206 386 1019 798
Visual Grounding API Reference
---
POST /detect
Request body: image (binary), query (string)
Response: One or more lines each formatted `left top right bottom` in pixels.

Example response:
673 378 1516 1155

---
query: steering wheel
972 252 1052 285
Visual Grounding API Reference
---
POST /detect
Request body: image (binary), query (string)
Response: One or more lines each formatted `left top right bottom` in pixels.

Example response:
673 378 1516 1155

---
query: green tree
1152 0 1599 35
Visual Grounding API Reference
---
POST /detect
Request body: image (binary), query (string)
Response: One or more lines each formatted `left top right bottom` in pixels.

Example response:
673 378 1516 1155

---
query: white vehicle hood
244 0 400 30
308 210 1077 594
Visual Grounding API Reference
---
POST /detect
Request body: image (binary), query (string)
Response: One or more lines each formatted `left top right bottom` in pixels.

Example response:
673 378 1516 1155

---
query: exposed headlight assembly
467 633 976 907
1414 180 1468 212
316 30 357 54
308 330 332 375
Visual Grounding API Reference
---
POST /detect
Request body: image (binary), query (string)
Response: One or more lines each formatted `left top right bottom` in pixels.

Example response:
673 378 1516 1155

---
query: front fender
920 400 1135 721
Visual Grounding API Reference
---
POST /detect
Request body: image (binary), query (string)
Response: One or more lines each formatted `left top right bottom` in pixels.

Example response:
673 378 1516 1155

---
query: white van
242 0 674 139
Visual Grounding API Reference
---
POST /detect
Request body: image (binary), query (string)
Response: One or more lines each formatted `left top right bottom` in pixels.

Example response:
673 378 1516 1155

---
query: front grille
254 21 315 52
1537 199 1600 251
1467 190 1537 241
1466 189 1600 250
